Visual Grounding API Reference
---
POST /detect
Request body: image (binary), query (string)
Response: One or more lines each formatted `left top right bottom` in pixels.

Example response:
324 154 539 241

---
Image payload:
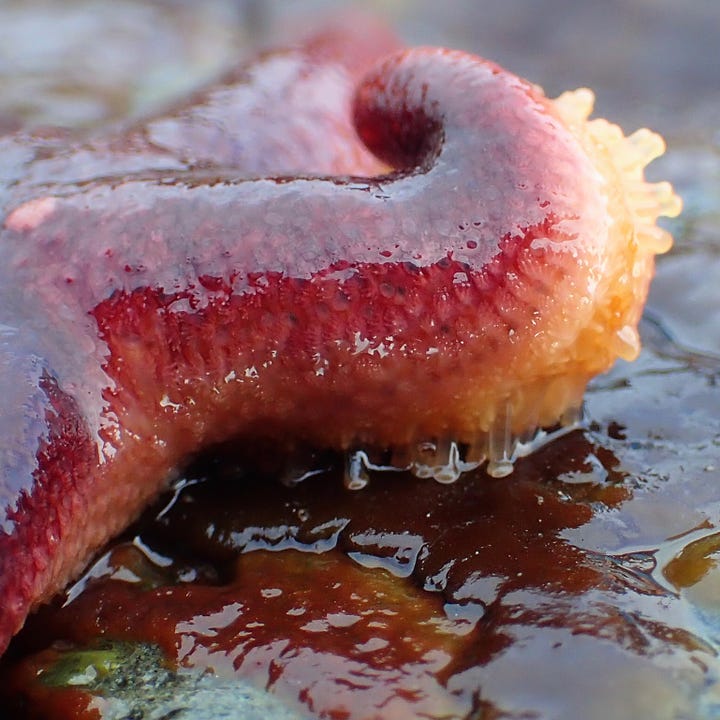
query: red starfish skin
0 19 398 654
0 34 648 655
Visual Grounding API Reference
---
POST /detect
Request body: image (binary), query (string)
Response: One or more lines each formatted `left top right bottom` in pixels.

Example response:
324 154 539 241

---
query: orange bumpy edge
552 88 682 362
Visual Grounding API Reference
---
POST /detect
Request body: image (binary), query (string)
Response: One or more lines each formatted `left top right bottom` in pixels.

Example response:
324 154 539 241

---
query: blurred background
0 0 717 143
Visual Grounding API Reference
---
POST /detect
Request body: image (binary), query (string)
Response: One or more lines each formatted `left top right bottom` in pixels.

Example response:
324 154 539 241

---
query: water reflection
7 418 720 718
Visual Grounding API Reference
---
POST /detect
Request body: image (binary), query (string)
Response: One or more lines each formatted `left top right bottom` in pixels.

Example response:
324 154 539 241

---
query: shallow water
1 1 719 718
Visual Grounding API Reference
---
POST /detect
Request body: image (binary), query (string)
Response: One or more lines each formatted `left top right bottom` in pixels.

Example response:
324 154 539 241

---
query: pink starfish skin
0 18 398 653
0 22 664 656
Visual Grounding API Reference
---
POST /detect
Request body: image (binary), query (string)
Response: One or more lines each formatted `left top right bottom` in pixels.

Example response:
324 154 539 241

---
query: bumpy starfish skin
0 31 679 654
0 21 397 653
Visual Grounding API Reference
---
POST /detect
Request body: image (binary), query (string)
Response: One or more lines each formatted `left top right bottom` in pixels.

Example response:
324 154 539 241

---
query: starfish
0 21 679 655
